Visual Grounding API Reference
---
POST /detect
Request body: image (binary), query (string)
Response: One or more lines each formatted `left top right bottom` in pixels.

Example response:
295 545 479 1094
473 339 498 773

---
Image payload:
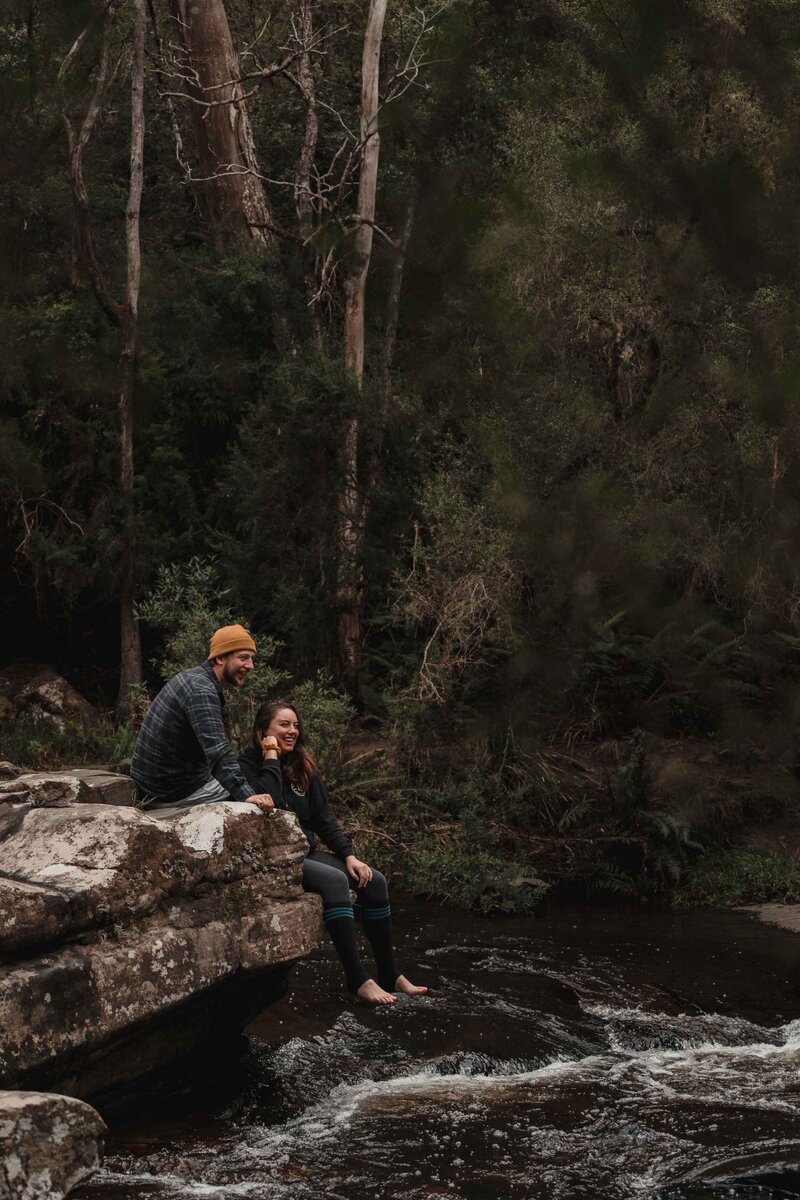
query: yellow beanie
208 624 256 660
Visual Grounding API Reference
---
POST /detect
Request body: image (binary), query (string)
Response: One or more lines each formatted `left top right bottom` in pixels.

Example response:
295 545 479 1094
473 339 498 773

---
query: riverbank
746 903 800 935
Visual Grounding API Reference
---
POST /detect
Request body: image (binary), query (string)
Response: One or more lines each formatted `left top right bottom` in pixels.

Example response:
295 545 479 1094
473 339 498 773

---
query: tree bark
294 0 323 343
294 1 318 235
60 2 145 718
168 0 273 251
116 0 147 720
343 0 387 382
378 191 415 435
336 0 388 690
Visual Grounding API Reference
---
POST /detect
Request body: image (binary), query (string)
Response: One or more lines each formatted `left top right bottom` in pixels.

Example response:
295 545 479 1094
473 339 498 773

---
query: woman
239 700 427 1006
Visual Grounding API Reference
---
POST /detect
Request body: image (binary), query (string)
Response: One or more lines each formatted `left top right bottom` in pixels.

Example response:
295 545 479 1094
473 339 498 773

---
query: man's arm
184 684 255 803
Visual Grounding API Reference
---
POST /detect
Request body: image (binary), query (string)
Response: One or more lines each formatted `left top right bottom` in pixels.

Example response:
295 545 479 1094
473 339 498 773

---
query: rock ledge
0 790 322 1107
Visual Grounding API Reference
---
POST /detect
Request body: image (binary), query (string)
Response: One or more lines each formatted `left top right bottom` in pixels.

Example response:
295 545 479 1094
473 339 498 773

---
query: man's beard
222 662 245 688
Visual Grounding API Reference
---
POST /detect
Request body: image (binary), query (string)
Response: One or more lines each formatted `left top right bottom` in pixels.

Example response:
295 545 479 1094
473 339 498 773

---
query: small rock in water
0 1090 106 1200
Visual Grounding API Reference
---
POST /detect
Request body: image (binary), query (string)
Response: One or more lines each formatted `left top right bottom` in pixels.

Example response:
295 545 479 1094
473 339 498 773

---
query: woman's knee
303 862 352 906
363 868 389 903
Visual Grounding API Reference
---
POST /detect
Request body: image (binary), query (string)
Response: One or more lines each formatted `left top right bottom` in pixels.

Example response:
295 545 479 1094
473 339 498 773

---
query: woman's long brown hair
252 699 318 792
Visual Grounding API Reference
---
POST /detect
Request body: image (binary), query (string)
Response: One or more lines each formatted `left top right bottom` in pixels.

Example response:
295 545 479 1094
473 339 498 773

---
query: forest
3 0 800 909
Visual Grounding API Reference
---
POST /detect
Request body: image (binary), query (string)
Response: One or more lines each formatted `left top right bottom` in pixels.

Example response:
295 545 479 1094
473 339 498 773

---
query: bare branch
147 0 192 182
59 1 123 327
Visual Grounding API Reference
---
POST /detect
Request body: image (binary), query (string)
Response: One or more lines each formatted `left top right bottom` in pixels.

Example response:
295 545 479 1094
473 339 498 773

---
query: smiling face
265 706 300 754
217 649 255 689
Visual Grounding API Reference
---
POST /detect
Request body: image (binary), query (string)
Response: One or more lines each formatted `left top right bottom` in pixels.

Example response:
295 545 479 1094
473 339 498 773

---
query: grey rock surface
0 804 201 953
0 800 322 1098
0 771 134 809
0 664 98 731
0 1089 105 1200
744 903 800 934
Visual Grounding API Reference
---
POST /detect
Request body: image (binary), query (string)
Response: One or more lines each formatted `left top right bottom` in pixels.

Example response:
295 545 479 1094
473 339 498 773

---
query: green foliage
0 716 137 772
676 848 800 907
136 556 276 681
287 671 362 787
348 784 548 915
600 742 704 891
391 449 518 709
403 840 548 915
3 0 800 912
135 556 285 747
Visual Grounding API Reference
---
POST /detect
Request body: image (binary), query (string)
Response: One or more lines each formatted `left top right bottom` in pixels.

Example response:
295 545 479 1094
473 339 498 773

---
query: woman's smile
266 707 301 752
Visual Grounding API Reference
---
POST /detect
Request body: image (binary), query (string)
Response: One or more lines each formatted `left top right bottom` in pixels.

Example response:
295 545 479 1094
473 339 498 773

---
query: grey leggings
302 851 397 992
302 850 389 908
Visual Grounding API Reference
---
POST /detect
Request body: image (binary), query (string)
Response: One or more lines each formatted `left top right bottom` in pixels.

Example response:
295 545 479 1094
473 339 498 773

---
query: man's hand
346 855 373 887
246 793 275 814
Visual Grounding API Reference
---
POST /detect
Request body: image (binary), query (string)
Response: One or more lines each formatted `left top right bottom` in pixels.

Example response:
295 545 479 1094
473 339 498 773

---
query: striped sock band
323 905 355 924
362 904 391 921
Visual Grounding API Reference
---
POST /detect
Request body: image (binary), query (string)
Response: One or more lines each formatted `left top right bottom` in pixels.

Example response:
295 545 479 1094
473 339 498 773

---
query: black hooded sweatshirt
238 747 354 860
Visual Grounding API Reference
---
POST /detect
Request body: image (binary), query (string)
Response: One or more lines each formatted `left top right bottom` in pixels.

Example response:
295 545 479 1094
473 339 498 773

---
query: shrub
136 555 285 748
0 716 137 771
404 839 548 914
676 848 800 907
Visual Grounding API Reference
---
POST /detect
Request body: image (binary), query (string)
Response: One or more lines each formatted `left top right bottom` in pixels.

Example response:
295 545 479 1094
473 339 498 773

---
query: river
75 903 800 1200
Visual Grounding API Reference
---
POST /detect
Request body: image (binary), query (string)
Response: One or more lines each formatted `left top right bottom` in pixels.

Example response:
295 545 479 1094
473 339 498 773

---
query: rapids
75 905 800 1200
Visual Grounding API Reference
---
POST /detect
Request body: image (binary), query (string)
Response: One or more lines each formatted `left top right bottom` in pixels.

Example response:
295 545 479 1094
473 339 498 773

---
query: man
130 624 274 814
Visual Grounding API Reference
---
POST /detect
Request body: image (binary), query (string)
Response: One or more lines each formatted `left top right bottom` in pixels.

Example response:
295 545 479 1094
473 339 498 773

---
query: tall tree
59 0 147 719
336 0 388 689
166 0 273 251
118 0 147 720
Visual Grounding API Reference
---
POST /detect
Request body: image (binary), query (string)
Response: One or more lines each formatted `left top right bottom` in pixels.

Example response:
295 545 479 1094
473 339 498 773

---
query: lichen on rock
0 1090 105 1200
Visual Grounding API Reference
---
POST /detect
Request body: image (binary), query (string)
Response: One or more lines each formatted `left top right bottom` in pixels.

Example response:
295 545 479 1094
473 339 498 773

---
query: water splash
78 908 800 1200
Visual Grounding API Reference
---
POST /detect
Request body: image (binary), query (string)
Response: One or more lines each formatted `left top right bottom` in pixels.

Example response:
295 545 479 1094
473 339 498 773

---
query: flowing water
75 904 800 1200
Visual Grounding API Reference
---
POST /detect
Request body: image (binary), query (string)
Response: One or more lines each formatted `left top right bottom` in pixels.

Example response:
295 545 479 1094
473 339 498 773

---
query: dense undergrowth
5 702 799 913
4 559 800 914
676 849 800 908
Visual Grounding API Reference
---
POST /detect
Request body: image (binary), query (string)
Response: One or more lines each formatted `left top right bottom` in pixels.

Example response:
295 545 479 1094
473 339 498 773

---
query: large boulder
0 1090 105 1200
0 663 99 730
0 804 203 954
166 800 308 881
0 801 322 1102
0 896 319 1085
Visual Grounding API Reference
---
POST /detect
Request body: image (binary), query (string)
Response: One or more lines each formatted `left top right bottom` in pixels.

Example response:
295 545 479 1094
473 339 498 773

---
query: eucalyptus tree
58 0 147 719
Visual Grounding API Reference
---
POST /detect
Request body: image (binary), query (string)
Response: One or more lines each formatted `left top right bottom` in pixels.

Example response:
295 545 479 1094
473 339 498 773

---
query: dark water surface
75 904 800 1200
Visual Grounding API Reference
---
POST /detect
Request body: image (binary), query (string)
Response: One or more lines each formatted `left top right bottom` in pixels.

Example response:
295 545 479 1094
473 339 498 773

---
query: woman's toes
357 979 397 1005
395 975 428 996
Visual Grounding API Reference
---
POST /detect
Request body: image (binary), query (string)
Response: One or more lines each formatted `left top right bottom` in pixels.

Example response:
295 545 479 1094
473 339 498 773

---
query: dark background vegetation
3 0 800 907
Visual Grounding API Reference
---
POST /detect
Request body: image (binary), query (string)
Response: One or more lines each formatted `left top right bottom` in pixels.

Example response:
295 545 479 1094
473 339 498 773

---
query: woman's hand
246 793 275 814
261 736 280 759
345 855 373 887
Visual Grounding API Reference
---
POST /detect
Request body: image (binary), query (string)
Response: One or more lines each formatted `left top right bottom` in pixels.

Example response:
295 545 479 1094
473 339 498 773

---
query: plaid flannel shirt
130 660 255 803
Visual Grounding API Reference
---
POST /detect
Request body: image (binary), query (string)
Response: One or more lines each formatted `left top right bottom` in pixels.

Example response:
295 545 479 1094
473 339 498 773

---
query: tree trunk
294 0 317 235
294 0 323 344
60 2 145 718
343 0 387 382
336 0 388 689
115 0 146 720
378 191 415 435
168 0 273 251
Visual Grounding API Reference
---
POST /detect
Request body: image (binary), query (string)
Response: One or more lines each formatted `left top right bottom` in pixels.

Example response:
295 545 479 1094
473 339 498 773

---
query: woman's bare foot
395 975 428 996
356 979 396 1005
